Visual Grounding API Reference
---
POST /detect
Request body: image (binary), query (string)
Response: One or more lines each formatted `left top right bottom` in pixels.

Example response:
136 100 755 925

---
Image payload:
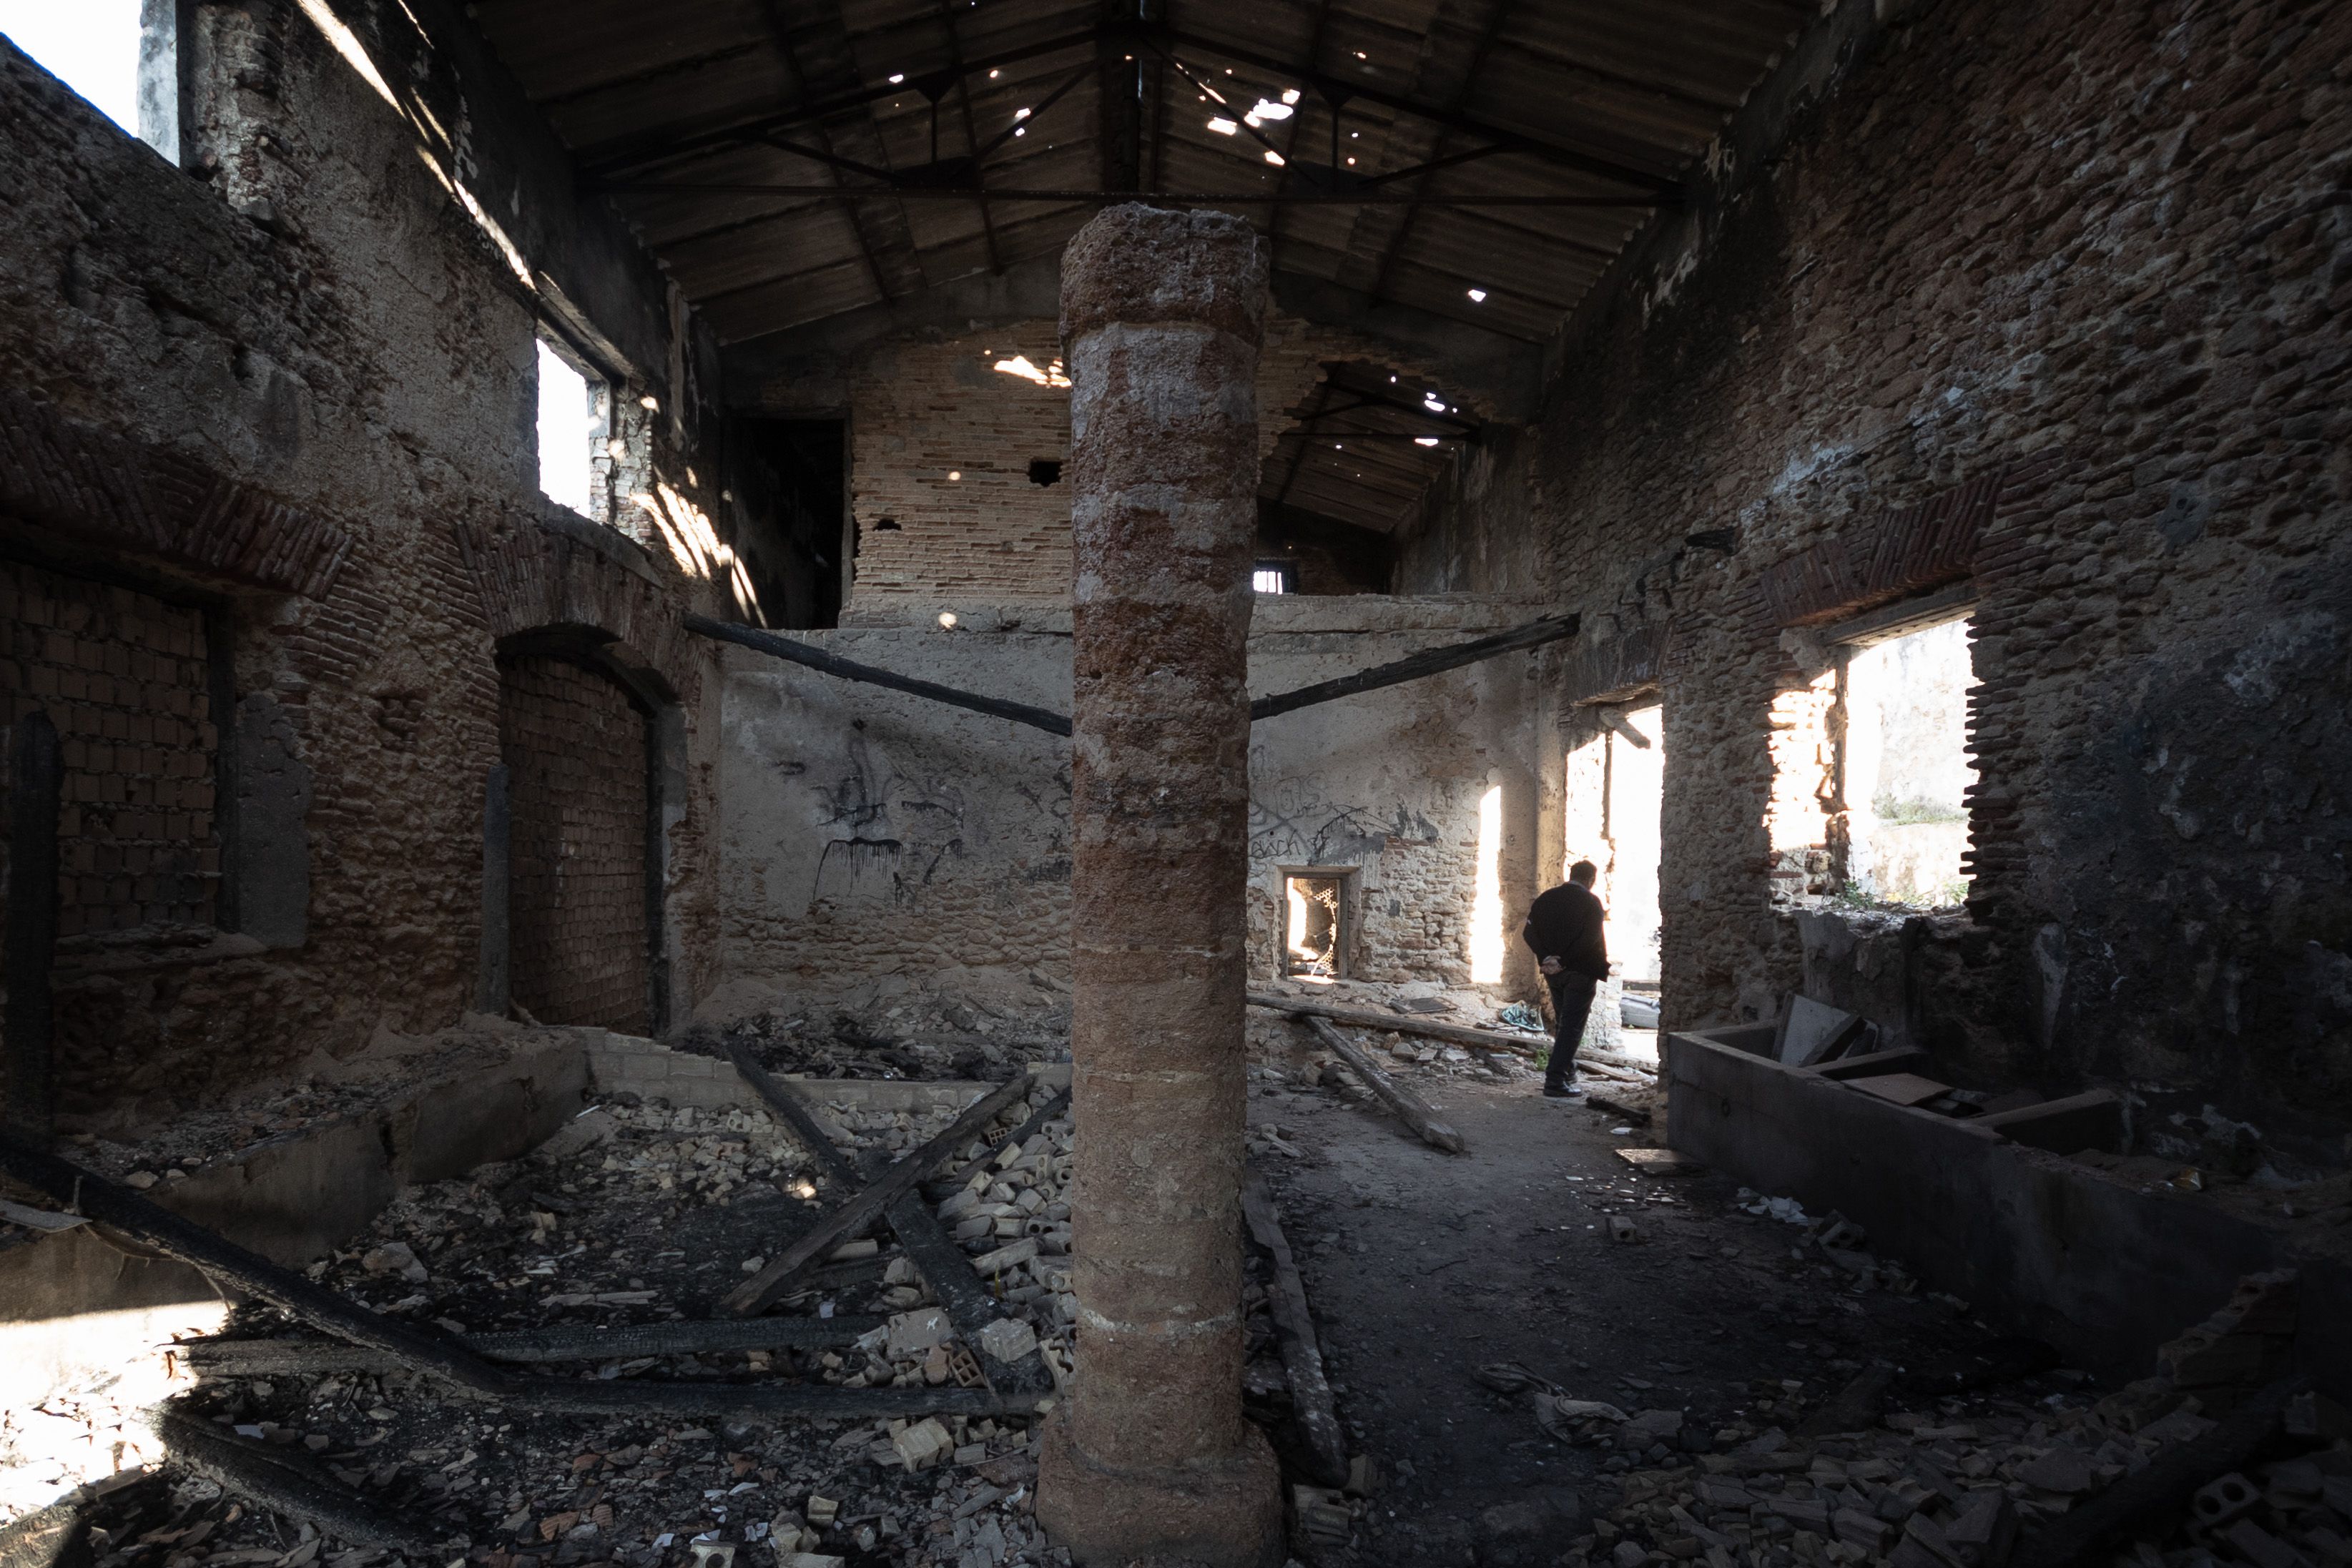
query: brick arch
456 508 709 1034
451 503 705 713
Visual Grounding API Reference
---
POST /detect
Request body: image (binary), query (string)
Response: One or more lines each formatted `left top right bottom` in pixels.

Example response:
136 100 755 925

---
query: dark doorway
498 651 653 1032
722 417 847 629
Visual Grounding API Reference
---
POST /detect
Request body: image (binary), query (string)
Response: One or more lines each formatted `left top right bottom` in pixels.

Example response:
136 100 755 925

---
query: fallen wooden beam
1300 1016 1466 1153
158 1407 437 1554
183 1314 890 1376
685 614 1073 737
723 1045 1056 1398
722 1073 1033 1315
1241 1173 1349 1486
1249 613 1578 721
1249 991 1655 1075
0 1132 513 1394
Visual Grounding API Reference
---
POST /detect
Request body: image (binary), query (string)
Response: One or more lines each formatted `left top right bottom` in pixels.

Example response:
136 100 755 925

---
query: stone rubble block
889 1416 953 1471
977 1317 1038 1364
887 1308 954 1359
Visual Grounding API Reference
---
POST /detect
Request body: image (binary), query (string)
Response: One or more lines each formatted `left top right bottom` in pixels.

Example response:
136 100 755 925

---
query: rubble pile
1547 1271 2346 1568
692 975 1073 1083
1 1027 539 1237
1565 1386 2349 1568
4 1075 1084 1568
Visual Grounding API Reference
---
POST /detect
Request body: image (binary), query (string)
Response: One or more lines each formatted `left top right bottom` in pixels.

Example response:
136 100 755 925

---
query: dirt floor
1246 1052 2105 1566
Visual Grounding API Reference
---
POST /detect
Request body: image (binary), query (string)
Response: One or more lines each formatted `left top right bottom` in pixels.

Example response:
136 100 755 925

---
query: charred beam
1249 613 1577 719
721 1074 1034 1315
684 614 1073 736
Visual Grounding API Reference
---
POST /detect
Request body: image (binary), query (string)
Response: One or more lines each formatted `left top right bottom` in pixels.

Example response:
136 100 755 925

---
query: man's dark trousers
1546 971 1598 1092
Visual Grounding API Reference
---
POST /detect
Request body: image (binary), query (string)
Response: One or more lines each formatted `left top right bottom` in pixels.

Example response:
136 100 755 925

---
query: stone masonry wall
0 6 726 1127
1402 0 2352 1141
716 598 1553 1019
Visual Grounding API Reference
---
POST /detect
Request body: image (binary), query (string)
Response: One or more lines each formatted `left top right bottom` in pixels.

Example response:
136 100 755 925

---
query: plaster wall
1399 0 2352 1143
712 596 1554 1017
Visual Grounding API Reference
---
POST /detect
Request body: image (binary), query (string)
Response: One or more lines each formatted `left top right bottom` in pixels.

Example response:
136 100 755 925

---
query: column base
1035 1407 1284 1568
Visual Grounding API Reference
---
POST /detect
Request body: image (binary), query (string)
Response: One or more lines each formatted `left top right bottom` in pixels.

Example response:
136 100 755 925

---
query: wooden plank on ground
1251 991 1656 1074
1300 1016 1467 1153
1241 1172 1349 1486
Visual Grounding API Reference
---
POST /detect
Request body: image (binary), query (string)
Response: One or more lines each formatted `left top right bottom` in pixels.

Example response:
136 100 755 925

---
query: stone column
1036 205 1280 1568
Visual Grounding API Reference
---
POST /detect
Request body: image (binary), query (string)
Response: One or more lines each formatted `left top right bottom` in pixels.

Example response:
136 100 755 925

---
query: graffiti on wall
808 733 970 903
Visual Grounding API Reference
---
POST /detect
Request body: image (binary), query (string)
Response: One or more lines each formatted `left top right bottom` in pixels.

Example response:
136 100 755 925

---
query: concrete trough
1664 1025 2351 1393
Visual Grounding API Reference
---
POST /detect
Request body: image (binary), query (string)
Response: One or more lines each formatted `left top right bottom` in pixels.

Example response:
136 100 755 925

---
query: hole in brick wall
1284 874 1347 978
874 518 902 531
1839 616 1977 907
1027 458 1061 486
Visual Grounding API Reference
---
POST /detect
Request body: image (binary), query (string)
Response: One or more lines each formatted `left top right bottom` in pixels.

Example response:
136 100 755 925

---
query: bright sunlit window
1470 784 1505 984
536 339 596 516
0 0 143 136
1252 564 1293 594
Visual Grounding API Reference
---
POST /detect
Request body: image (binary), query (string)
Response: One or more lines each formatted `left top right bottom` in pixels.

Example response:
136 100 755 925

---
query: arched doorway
497 646 656 1032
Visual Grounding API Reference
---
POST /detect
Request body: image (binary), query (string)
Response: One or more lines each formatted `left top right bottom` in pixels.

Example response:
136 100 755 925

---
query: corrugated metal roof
469 0 1812 535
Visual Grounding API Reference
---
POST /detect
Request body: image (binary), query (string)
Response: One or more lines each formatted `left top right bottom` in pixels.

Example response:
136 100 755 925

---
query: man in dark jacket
1522 862 1608 1098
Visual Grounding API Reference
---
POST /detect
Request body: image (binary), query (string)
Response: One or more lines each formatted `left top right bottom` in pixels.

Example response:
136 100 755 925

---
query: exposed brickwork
500 654 651 1034
838 315 1455 611
0 390 352 601
0 558 217 937
1400 0 2352 1135
0 17 724 1120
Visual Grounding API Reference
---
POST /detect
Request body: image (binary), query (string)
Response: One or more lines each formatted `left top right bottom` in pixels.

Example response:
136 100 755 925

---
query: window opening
1604 704 1665 988
1283 874 1347 978
1026 458 1063 486
1252 563 1294 594
1 1 169 152
1837 615 1975 907
724 417 847 629
535 337 603 518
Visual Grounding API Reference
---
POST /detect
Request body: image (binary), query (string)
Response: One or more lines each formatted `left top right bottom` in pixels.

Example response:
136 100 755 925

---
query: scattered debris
1298 1016 1467 1155
1615 1148 1703 1177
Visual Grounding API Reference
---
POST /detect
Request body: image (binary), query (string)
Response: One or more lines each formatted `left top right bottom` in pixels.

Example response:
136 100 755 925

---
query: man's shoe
1542 1084 1583 1099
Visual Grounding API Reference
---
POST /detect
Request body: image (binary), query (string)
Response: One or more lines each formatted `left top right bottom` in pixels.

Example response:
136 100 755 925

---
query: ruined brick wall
500 654 650 1033
0 7 725 1125
1400 0 2352 1138
845 325 1074 608
0 559 218 938
838 315 1449 611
